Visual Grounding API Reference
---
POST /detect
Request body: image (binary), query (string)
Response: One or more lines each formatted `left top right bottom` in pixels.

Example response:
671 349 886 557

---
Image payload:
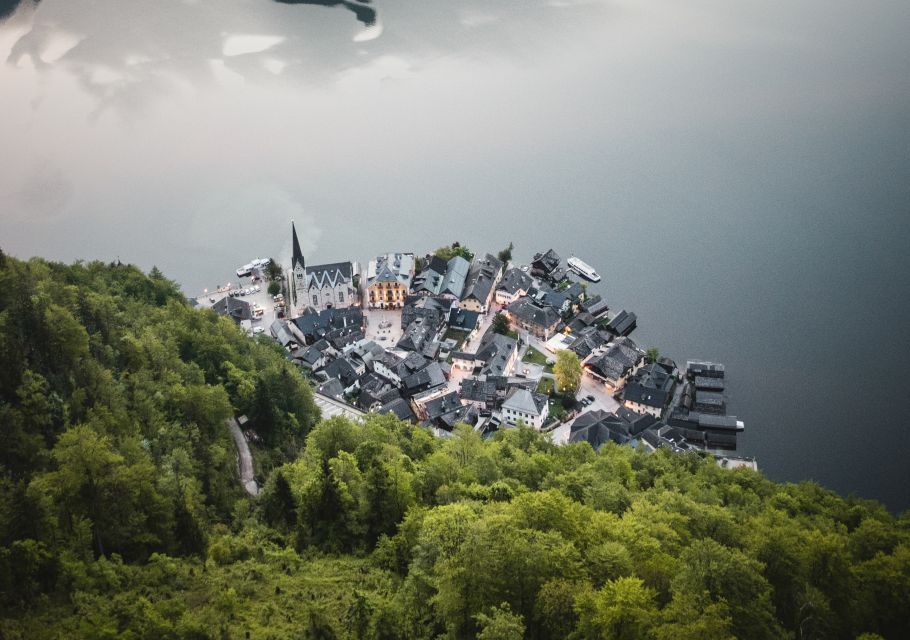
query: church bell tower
291 221 306 313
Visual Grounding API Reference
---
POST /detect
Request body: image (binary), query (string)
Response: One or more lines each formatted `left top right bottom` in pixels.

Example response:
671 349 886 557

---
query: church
290 222 358 314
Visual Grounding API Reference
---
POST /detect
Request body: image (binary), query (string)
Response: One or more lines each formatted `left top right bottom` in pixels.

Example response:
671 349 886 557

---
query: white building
501 387 550 430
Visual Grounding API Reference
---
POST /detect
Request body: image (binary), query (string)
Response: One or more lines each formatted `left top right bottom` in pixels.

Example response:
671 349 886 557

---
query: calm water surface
2 0 909 510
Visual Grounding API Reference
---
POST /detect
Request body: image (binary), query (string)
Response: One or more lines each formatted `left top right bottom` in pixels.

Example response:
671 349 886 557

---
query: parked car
252 326 265 335
585 395 595 402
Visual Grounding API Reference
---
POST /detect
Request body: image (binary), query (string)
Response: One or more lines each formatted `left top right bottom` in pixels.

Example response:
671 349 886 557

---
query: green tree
492 313 511 336
645 347 659 363
265 258 283 281
476 603 525 640
553 350 582 395
490 313 512 335
434 242 474 262
497 242 514 265
575 576 658 640
268 280 281 296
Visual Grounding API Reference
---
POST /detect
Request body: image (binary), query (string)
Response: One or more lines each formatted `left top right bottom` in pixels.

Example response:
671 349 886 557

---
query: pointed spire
291 221 305 270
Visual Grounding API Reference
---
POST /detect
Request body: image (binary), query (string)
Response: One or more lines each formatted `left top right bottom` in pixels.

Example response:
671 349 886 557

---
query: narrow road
227 417 260 496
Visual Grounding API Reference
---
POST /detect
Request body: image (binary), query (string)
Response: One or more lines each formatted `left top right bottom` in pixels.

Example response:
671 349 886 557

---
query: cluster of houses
568 358 745 454
209 224 746 456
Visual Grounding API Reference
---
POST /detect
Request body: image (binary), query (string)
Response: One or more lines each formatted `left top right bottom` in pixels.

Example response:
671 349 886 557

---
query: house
530 249 562 280
500 387 549 429
321 357 362 391
411 255 447 296
495 267 534 305
212 295 252 324
459 377 498 409
357 373 402 412
412 389 479 430
506 297 562 340
289 307 365 345
621 362 675 418
583 336 644 389
397 318 439 353
401 361 446 397
566 326 612 359
304 261 357 311
294 344 328 371
566 311 596 334
401 296 452 332
317 378 345 400
269 319 298 350
581 295 610 319
570 409 660 449
376 397 417 423
372 351 405 385
606 310 637 337
367 253 415 309
411 255 470 299
452 330 518 377
460 254 503 313
447 308 482 336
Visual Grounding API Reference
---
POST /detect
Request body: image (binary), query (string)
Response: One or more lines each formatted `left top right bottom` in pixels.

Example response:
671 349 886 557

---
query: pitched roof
622 383 669 409
317 378 344 399
474 330 518 377
213 295 252 322
377 397 416 422
502 387 547 416
462 254 503 304
586 337 643 380
531 249 561 276
448 308 481 331
402 362 446 395
607 310 637 336
291 221 305 270
507 297 561 329
306 262 353 289
497 267 533 296
369 253 414 287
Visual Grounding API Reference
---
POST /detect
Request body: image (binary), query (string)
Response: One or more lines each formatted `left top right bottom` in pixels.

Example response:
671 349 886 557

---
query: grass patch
522 346 549 365
548 397 568 422
442 328 466 350
537 377 555 395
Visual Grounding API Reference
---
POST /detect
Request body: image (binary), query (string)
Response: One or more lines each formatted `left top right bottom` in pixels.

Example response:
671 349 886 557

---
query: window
338 292 344 303
312 295 318 305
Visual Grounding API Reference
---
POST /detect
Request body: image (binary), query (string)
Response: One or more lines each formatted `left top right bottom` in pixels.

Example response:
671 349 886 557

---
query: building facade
367 253 415 309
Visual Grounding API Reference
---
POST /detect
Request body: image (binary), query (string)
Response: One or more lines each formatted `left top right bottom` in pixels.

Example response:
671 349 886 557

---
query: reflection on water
2 0 910 510
275 0 377 27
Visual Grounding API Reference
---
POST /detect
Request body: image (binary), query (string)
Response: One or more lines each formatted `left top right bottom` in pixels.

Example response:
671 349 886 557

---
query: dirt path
227 417 259 496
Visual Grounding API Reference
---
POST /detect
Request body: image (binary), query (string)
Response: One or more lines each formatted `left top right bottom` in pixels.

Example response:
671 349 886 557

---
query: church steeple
291 221 305 271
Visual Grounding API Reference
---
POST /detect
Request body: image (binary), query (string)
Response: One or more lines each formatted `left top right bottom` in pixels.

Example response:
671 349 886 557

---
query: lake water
2 0 909 510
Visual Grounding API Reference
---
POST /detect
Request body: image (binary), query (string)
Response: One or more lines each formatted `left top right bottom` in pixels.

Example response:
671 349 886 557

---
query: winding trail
227 417 260 496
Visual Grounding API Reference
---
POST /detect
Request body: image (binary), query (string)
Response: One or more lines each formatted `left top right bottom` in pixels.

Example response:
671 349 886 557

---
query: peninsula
196 223 753 469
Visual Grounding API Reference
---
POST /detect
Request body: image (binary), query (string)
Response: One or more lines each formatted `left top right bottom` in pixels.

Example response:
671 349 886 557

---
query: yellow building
367 253 414 309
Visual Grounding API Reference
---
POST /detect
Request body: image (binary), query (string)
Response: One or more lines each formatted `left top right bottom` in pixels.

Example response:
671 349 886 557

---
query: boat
567 256 601 282
236 258 268 278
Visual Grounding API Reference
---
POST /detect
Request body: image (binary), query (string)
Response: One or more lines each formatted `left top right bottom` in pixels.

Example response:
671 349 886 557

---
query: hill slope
0 252 907 639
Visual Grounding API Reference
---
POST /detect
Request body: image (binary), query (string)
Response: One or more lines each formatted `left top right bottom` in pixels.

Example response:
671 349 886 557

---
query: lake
1 0 908 510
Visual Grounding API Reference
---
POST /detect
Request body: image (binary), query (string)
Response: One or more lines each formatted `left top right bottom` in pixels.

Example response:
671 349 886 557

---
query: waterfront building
460 253 504 313
367 253 415 309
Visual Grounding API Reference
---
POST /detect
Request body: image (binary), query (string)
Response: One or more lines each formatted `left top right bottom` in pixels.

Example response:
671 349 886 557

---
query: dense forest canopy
0 251 907 639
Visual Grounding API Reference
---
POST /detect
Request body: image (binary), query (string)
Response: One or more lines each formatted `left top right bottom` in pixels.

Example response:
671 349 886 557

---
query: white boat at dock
235 258 269 278
567 256 601 282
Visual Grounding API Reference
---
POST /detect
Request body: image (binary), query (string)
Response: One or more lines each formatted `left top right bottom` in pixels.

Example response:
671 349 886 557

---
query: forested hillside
0 252 907 639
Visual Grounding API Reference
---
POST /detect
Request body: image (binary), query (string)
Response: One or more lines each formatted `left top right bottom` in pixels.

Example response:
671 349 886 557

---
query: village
194 223 753 468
